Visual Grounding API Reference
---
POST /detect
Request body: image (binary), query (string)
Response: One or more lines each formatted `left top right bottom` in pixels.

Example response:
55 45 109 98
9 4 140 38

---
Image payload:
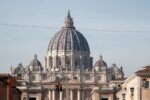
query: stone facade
10 11 124 100
91 87 116 100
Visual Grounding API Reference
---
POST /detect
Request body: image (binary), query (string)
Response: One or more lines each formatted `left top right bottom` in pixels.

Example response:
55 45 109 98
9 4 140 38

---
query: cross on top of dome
99 54 103 60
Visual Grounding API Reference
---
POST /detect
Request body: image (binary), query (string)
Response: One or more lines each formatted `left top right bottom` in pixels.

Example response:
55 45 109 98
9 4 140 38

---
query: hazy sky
0 0 150 76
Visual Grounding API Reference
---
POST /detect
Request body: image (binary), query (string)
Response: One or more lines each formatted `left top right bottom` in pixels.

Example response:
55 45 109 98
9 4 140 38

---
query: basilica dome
28 54 43 71
95 55 107 67
45 11 93 71
47 11 90 53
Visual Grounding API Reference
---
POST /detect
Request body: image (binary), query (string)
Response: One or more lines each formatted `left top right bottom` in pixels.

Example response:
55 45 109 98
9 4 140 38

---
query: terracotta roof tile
136 65 150 77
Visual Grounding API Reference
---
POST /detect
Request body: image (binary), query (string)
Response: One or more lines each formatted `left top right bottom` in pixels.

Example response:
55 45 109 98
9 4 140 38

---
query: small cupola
28 54 43 71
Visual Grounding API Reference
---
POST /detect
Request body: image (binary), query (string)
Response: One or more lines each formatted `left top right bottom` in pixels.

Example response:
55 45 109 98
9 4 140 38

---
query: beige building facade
91 87 116 100
116 65 150 100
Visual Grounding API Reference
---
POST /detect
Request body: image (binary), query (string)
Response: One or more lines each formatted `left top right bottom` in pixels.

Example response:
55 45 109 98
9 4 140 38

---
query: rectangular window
73 77 77 80
145 81 149 88
29 97 36 100
56 77 59 81
111 75 115 80
86 75 91 80
101 98 108 100
98 76 101 80
142 79 149 88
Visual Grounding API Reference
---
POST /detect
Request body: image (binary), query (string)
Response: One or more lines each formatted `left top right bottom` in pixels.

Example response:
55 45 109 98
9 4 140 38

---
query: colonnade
48 89 84 100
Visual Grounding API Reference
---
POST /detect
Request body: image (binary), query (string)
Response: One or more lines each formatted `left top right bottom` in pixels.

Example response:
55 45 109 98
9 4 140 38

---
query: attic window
111 75 115 80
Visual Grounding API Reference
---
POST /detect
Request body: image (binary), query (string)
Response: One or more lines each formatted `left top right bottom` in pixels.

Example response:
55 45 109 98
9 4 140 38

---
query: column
7 82 10 100
49 90 51 100
71 56 74 71
70 89 73 100
49 57 51 69
52 58 55 69
78 90 80 100
52 90 55 100
60 91 63 100
52 57 57 69
44 57 47 69
63 57 66 69
137 77 141 100
82 89 84 100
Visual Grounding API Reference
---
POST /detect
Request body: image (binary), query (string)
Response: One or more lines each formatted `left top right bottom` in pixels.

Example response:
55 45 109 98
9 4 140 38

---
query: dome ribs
56 29 66 51
72 29 81 51
48 28 90 53
48 31 60 51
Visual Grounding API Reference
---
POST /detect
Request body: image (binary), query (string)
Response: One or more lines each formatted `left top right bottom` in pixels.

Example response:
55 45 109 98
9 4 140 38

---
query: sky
0 0 150 76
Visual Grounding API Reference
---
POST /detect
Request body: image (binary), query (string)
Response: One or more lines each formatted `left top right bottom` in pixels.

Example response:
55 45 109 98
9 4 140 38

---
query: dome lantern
63 10 74 28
